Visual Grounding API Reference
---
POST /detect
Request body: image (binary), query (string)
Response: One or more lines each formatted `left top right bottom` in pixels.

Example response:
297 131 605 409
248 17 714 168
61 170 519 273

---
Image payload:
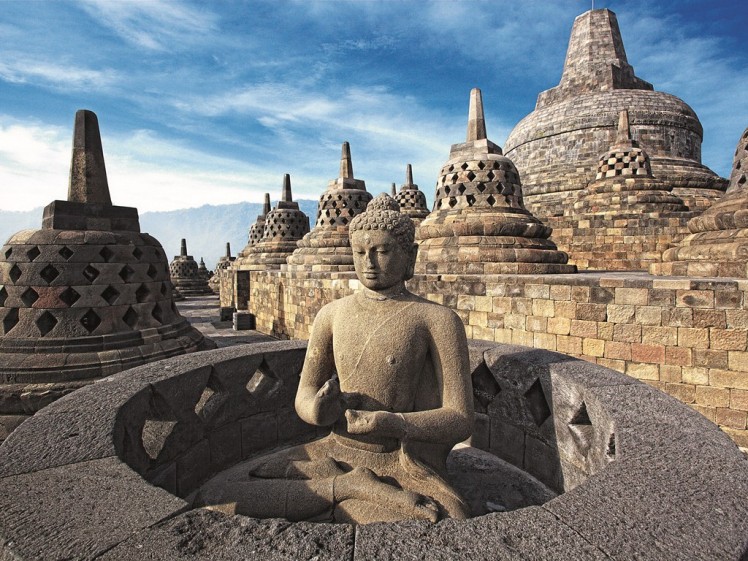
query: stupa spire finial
405 164 414 185
339 141 353 179
616 109 631 143
225 242 231 258
466 88 487 142
262 193 271 216
68 109 112 205
180 238 187 257
391 183 397 196
282 174 293 202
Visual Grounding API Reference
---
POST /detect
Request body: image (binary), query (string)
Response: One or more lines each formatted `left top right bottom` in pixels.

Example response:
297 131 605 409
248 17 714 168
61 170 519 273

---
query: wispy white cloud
76 0 218 51
0 56 119 91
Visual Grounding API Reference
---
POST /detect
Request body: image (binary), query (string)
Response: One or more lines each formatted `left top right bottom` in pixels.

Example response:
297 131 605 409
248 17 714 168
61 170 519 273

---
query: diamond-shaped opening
101 285 120 305
9 265 22 283
122 306 138 329
477 161 486 170
147 264 158 279
83 265 100 283
466 194 476 206
247 359 282 399
151 303 163 324
476 182 486 193
36 310 57 336
141 419 178 461
99 246 114 262
40 264 59 284
486 170 495 181
59 286 80 307
119 265 135 282
4 248 11 259
457 184 467 194
80 308 101 333
472 362 500 414
523 378 551 427
570 402 592 426
132 247 143 260
448 197 457 208
486 194 496 206
444 186 451 195
26 246 41 261
3 308 18 333
21 287 38 307
460 162 469 170
136 283 150 303
466 171 476 181
0 287 6 306
606 433 616 458
58 246 74 260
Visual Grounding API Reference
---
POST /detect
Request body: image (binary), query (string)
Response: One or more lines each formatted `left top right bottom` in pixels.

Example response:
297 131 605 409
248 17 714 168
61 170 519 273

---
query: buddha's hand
311 379 346 426
345 410 406 438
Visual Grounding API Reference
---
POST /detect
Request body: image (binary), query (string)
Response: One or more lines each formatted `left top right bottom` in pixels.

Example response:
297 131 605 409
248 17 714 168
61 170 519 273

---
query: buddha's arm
347 310 473 445
295 305 344 426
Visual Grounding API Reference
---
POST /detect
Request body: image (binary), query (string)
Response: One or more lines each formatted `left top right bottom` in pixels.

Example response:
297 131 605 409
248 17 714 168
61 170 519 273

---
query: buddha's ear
404 242 418 281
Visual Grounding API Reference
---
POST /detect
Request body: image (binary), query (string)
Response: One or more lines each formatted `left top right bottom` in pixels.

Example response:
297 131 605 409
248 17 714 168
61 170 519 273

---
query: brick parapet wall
248 269 748 447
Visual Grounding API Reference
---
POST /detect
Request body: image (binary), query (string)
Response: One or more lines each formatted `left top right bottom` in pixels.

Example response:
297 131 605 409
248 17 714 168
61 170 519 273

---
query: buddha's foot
334 467 439 522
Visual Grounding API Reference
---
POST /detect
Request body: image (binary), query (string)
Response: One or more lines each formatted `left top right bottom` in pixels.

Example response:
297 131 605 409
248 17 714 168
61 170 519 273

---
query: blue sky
1 0 746 212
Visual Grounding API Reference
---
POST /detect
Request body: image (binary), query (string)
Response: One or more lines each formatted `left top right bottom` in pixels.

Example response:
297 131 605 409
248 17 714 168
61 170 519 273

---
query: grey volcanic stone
0 456 186 561
99 509 354 561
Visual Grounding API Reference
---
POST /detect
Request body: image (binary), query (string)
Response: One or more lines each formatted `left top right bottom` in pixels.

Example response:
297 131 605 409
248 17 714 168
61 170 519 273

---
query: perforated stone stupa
504 8 726 218
653 126 748 278
394 164 430 223
169 239 212 296
286 142 372 272
416 89 575 275
241 174 310 268
547 109 697 270
0 109 212 436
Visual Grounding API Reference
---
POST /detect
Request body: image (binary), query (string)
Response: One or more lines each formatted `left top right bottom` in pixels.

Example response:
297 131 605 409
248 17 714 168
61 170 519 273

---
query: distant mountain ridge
0 200 319 268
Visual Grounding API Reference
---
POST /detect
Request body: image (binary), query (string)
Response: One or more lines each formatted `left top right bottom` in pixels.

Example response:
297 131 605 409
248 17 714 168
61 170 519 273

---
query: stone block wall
249 269 748 447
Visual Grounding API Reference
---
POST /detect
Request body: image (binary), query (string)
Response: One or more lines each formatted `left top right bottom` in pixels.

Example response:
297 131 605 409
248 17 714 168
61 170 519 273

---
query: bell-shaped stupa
242 174 310 268
504 9 725 218
169 239 212 295
395 164 430 223
286 142 372 272
653 126 748 278
416 89 575 275
0 109 213 434
571 110 688 216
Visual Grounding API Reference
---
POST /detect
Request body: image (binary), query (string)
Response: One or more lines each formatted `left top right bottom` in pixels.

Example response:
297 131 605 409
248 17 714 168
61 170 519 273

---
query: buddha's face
351 229 416 291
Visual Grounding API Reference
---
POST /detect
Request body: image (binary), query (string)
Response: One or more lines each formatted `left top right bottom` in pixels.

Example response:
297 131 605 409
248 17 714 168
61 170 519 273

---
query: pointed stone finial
200 257 205 265
282 174 293 202
180 239 187 257
262 193 271 216
225 242 231 258
466 88 487 142
68 109 112 205
339 141 354 179
616 109 631 143
405 164 414 186
391 183 397 196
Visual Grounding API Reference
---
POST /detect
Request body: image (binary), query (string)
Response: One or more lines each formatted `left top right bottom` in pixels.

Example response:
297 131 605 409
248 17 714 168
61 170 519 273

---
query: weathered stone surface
169 238 213 295
416 88 575 275
504 9 726 219
99 509 354 561
0 456 186 561
654 126 748 278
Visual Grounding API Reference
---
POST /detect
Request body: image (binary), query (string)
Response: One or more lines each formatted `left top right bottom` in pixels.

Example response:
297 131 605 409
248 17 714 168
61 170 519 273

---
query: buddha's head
349 194 417 291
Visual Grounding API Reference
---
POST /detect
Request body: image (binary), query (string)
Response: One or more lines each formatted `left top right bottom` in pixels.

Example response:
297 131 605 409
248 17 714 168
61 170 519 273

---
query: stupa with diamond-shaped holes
415 88 575 275
0 109 214 438
285 142 372 272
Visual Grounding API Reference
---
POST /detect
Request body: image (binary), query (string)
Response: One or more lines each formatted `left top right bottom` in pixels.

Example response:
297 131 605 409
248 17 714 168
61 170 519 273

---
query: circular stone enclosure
0 340 746 560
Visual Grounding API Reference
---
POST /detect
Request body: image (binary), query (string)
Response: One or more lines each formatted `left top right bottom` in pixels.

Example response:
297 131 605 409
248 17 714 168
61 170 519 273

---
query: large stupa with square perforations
286 142 372 272
416 89 575 275
0 110 213 436
242 174 310 268
504 9 726 218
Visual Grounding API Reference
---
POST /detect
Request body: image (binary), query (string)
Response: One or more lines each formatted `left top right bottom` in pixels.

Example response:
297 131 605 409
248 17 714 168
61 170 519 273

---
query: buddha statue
195 194 473 524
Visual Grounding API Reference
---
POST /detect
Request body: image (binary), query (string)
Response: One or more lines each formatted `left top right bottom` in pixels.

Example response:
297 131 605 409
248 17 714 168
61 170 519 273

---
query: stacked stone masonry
249 269 748 448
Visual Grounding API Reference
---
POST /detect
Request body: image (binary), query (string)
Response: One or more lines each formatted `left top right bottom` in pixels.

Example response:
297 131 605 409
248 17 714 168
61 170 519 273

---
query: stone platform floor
176 295 277 347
